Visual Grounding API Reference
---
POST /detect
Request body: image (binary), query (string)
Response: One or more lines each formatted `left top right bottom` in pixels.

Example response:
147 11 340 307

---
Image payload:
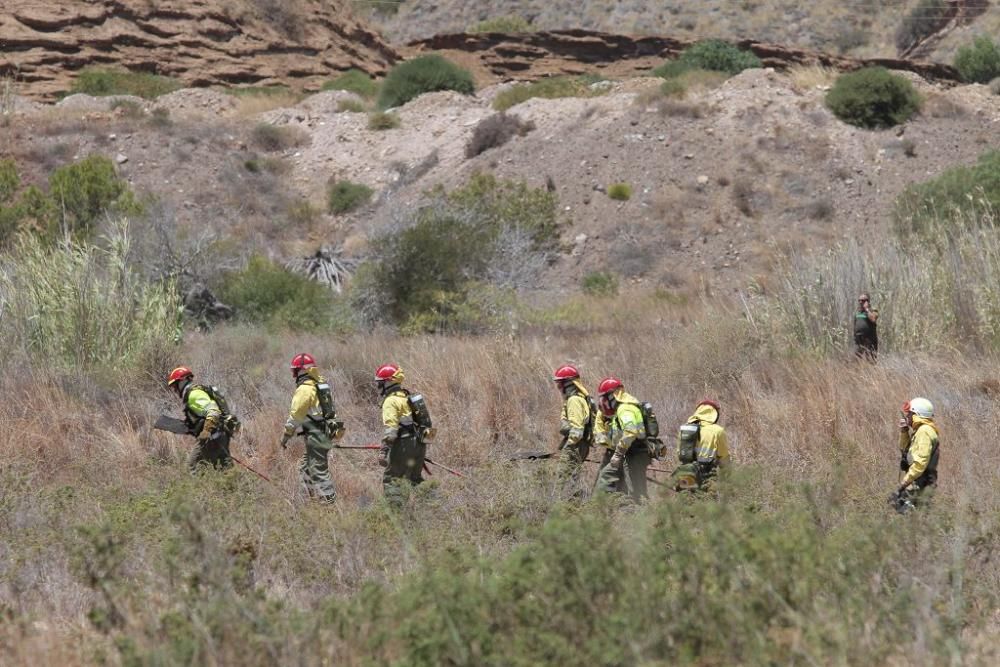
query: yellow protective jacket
685 404 729 465
900 417 939 487
184 386 222 439
608 390 646 456
560 380 593 447
283 368 327 437
382 388 413 445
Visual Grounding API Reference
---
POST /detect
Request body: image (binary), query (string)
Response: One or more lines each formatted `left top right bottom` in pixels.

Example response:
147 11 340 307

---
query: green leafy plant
469 15 533 33
493 75 609 111
825 67 921 129
652 39 762 79
327 180 374 214
69 67 181 99
954 36 1000 84
581 271 619 296
377 55 475 110
322 69 379 98
368 111 401 130
607 183 632 201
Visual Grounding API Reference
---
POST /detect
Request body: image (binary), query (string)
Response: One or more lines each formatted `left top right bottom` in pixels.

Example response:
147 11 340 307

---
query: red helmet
698 398 721 411
375 364 404 383
552 365 580 382
291 353 317 372
167 366 193 387
598 377 623 396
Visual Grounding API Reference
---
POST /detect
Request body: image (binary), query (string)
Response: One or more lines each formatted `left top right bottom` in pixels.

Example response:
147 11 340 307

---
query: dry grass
230 88 307 117
786 64 837 92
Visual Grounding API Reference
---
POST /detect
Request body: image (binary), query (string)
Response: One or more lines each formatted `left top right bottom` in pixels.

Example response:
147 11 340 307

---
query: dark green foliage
322 69 379 98
327 180 373 214
826 67 921 129
48 155 141 237
377 55 475 110
70 67 182 99
894 150 1000 236
581 271 619 296
607 183 632 201
0 158 19 204
895 0 950 53
954 36 1000 84
218 255 350 332
653 39 762 78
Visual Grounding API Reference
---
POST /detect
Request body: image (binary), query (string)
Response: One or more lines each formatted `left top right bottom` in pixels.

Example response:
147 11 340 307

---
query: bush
327 180 374 214
652 39 762 79
322 69 379 98
825 67 921 129
218 255 346 331
493 75 609 111
367 111 401 130
607 183 632 200
466 113 535 158
337 99 367 113
69 67 181 99
893 150 1000 236
377 55 475 110
469 15 533 33
250 123 309 152
0 158 18 204
895 0 950 53
47 155 141 238
954 36 1000 84
0 220 179 369
581 271 618 296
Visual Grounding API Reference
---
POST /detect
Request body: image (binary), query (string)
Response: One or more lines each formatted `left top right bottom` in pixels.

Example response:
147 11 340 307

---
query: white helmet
905 397 934 419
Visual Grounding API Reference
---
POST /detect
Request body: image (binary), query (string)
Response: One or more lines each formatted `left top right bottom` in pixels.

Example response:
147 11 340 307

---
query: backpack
407 393 433 429
315 381 345 439
187 385 241 436
677 422 700 464
639 401 667 458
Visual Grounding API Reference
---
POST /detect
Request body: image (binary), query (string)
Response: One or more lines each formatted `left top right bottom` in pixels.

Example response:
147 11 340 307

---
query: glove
899 454 909 472
377 446 389 467
280 433 291 450
609 453 623 469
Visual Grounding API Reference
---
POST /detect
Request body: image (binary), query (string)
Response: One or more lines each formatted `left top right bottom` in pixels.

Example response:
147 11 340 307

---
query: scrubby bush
367 111 401 130
250 123 309 152
893 150 1000 236
607 183 632 200
0 157 18 203
70 67 181 99
825 67 921 129
377 55 475 110
337 99 367 113
47 155 142 238
581 271 618 296
0 220 179 368
327 180 374 214
653 39 762 79
954 36 1000 84
895 0 950 53
218 255 348 332
322 69 379 98
469 15 533 33
466 112 535 157
493 75 609 111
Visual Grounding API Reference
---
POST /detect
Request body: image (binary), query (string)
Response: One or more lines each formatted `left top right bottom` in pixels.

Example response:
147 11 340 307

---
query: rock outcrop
1 0 399 99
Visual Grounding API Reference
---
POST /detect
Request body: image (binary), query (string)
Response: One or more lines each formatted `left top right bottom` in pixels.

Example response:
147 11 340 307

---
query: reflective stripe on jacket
609 391 645 456
382 389 413 444
284 368 326 437
686 403 730 465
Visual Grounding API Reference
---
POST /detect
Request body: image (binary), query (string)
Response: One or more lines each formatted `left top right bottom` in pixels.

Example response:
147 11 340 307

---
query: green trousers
557 441 591 498
299 424 336 503
383 433 425 506
595 446 651 502
188 432 232 473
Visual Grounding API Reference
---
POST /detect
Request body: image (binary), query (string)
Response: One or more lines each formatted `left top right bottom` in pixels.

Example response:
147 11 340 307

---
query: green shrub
493 75 609 111
47 155 142 238
893 150 1000 237
226 85 296 98
70 67 181 99
954 36 1000 84
368 110 401 130
825 67 921 129
581 271 619 296
322 69 379 98
327 180 374 214
377 55 475 110
607 183 632 200
0 220 179 369
653 39 762 79
218 255 347 332
895 0 949 53
469 15 533 33
250 123 308 152
0 158 19 204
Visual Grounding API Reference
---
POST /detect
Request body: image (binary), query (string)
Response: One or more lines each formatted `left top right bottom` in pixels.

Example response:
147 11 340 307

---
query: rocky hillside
1 0 399 99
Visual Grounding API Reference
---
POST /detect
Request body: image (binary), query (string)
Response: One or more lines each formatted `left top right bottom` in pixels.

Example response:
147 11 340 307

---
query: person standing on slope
167 366 236 473
552 364 597 498
891 397 940 513
854 293 879 361
594 377 651 502
280 353 344 504
673 399 730 493
376 364 434 507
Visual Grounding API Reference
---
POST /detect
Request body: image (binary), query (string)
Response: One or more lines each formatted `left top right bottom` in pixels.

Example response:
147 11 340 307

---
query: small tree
377 55 475 110
653 39 762 79
826 67 921 129
954 36 1000 84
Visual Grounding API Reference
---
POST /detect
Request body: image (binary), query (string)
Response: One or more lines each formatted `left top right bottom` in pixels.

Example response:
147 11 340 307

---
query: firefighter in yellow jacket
673 399 730 493
552 365 596 495
594 377 651 501
375 364 432 506
280 353 344 504
167 366 234 472
891 397 940 513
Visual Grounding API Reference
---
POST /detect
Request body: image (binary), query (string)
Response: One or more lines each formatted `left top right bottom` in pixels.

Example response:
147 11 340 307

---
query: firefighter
594 377 651 502
552 364 596 497
375 364 433 506
891 397 940 513
167 366 235 472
